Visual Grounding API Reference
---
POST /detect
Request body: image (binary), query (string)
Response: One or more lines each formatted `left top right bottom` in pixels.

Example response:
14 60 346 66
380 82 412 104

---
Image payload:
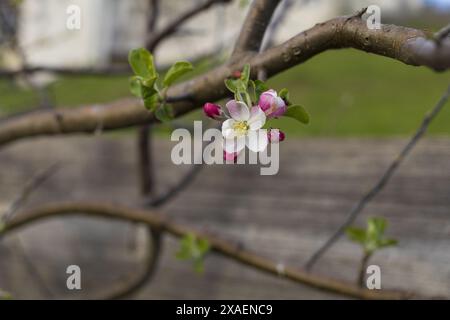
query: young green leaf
128 48 157 79
240 64 250 85
175 233 211 274
193 259 205 274
346 216 398 254
163 61 193 87
144 93 159 111
155 103 174 122
346 227 366 244
279 88 290 103
225 79 238 93
284 105 310 124
367 217 387 241
129 76 143 98
254 79 269 101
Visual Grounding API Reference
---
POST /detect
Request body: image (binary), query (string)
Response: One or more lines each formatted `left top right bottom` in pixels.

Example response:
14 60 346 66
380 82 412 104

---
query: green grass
266 49 450 137
1 49 449 136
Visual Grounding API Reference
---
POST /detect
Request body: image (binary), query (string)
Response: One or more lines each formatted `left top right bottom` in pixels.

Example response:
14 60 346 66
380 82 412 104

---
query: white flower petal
221 119 236 139
226 100 250 121
223 136 246 153
248 106 266 130
246 130 268 152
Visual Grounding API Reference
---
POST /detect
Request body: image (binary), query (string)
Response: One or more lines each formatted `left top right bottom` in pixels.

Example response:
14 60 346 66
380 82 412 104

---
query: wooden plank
0 136 449 299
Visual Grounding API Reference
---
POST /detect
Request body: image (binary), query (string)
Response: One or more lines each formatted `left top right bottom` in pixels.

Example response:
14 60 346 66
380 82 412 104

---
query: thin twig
1 162 60 223
435 23 450 43
146 164 204 207
146 0 232 52
357 252 372 288
305 84 450 270
1 201 424 300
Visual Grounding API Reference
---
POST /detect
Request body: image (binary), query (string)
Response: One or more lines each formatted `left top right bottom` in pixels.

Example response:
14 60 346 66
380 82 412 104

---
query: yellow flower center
233 121 249 136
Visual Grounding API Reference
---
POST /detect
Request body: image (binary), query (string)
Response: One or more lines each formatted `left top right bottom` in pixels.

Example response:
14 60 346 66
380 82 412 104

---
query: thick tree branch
231 0 282 57
0 14 450 146
1 201 425 300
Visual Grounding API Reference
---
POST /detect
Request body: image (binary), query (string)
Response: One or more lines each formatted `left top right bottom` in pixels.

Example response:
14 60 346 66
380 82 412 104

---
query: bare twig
146 164 204 208
1 162 60 223
435 23 450 43
0 163 60 299
1 201 423 300
146 0 232 52
357 252 372 288
101 227 161 300
305 84 450 270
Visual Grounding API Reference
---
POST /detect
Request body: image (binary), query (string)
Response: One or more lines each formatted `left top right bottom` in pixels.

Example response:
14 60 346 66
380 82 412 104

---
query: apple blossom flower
268 128 285 143
258 89 287 118
221 100 268 153
203 102 222 119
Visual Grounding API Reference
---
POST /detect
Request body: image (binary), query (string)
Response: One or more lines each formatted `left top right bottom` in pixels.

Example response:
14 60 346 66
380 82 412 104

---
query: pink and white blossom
221 100 268 153
258 89 287 118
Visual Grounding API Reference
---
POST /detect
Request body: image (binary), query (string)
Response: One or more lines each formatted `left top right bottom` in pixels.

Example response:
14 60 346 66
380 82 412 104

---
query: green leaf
225 79 238 93
163 61 193 87
240 64 250 85
128 48 157 79
155 103 174 122
367 217 387 241
284 105 310 124
197 238 210 255
193 259 205 274
129 76 143 98
144 93 159 111
378 238 398 248
346 227 366 244
279 88 290 103
0 221 5 234
175 233 210 274
254 79 269 101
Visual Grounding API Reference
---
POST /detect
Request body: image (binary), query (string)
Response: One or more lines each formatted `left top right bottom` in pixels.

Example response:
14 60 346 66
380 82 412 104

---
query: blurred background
0 0 449 299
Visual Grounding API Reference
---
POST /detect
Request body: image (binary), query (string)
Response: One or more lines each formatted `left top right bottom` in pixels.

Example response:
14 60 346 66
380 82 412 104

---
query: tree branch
305 84 450 270
146 0 232 52
1 162 60 223
1 201 425 300
0 13 450 146
259 0 294 52
231 0 282 57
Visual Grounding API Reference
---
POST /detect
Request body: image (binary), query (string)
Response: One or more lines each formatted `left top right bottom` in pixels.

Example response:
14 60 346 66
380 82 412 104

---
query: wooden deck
0 136 449 299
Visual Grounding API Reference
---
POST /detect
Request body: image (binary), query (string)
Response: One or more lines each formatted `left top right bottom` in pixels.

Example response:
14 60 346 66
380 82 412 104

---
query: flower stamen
232 121 249 136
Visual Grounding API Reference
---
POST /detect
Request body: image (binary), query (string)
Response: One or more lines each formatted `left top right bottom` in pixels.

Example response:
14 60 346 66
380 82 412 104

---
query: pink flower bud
258 89 287 118
223 150 238 163
232 71 241 79
268 129 285 143
203 102 221 119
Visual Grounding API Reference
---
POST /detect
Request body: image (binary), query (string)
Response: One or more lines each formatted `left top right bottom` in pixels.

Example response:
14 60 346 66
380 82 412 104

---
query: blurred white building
17 0 427 69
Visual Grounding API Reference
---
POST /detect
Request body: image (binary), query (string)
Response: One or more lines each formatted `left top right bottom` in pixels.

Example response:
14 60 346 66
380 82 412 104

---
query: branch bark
1 13 450 146
231 0 282 56
1 201 424 300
